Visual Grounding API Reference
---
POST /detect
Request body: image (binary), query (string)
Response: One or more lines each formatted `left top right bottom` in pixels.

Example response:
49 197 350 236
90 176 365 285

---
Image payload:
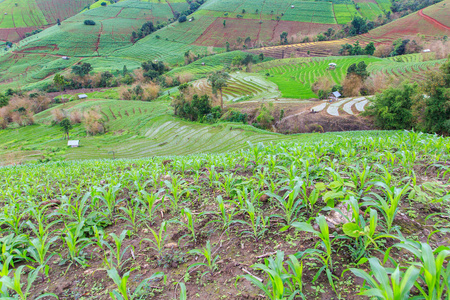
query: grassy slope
253 53 445 99
0 98 291 164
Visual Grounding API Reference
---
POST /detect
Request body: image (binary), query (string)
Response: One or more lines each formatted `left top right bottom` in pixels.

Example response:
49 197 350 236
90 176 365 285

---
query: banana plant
348 257 419 300
107 267 164 300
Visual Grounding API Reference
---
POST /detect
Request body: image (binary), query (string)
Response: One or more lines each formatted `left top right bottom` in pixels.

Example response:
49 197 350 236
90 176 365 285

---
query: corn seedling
140 221 169 258
103 230 134 271
237 200 269 242
107 267 164 300
0 265 58 300
348 257 420 300
187 241 220 280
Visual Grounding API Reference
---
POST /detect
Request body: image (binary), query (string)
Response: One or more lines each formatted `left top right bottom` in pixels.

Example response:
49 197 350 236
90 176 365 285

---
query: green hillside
0 0 93 41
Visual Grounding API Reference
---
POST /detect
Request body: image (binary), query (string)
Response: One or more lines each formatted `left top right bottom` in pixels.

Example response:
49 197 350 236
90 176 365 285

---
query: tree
53 74 67 94
391 39 409 56
223 20 226 27
349 16 369 36
364 42 375 55
347 61 369 80
419 57 450 133
259 53 264 61
280 31 288 45
57 18 61 26
208 71 230 109
60 118 73 140
178 15 187 23
0 94 8 108
226 42 230 52
72 63 93 77
84 20 96 25
365 83 417 130
122 65 128 76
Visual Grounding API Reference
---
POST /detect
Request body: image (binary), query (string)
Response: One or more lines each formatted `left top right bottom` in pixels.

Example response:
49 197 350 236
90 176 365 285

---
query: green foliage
72 63 93 77
107 268 164 300
346 61 369 79
59 118 72 140
242 251 304 300
349 257 420 299
84 20 96 25
208 71 230 109
365 83 417 130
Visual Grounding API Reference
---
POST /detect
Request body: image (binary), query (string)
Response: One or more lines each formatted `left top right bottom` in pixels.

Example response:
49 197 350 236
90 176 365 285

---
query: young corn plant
241 251 304 300
137 190 161 224
174 208 197 245
287 215 337 293
237 200 269 242
104 230 134 271
299 182 322 216
61 221 93 268
27 234 59 277
119 204 142 235
348 257 420 300
140 221 169 258
95 184 122 222
337 197 393 260
394 241 450 300
187 241 220 280
205 196 239 235
267 180 304 226
164 176 189 212
107 267 164 300
0 265 58 300
363 182 410 233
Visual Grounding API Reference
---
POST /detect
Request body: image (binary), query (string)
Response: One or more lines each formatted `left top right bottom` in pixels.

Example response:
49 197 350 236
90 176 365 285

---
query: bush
178 15 187 23
84 20 96 26
364 83 417 130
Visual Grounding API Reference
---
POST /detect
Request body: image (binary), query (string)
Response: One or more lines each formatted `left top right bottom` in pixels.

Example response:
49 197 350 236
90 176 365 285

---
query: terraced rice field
0 99 297 164
192 72 280 102
253 54 445 99
312 96 370 116
254 56 380 99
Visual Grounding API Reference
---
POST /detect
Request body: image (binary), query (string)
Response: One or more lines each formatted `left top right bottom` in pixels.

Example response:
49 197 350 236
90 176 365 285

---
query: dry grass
83 106 106 136
342 74 363 97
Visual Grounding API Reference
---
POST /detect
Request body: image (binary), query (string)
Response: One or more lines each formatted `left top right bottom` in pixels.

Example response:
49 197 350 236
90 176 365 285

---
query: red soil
193 18 340 48
418 9 450 31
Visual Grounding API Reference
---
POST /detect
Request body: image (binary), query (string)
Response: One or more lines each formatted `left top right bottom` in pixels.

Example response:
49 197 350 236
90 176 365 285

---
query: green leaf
343 222 362 238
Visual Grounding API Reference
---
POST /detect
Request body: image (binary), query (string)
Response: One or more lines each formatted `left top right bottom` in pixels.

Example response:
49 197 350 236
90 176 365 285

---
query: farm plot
35 0 92 24
358 2 384 20
256 56 381 99
282 1 335 24
1 127 450 299
334 4 361 24
192 72 280 102
423 0 450 27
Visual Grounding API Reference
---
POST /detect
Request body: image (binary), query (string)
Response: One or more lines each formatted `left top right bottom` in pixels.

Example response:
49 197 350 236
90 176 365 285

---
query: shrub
365 83 417 130
178 16 187 23
84 20 96 26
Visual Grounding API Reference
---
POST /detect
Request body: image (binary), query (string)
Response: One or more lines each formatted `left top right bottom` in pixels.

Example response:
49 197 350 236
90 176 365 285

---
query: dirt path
418 9 450 31
165 0 176 18
94 22 104 53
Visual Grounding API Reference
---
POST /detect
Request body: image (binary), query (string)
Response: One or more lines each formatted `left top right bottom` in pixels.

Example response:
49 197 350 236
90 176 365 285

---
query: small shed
423 49 431 53
62 56 69 60
291 5 295 8
329 63 337 69
68 140 79 148
332 91 341 98
201 62 206 66
78 94 88 99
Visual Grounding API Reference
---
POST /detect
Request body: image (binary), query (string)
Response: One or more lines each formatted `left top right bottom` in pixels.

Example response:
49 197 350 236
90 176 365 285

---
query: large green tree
72 63 93 77
60 118 73 140
365 83 417 130
208 71 230 109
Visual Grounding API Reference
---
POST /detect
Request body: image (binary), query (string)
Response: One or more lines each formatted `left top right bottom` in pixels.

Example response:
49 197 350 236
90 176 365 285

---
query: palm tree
208 71 230 109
